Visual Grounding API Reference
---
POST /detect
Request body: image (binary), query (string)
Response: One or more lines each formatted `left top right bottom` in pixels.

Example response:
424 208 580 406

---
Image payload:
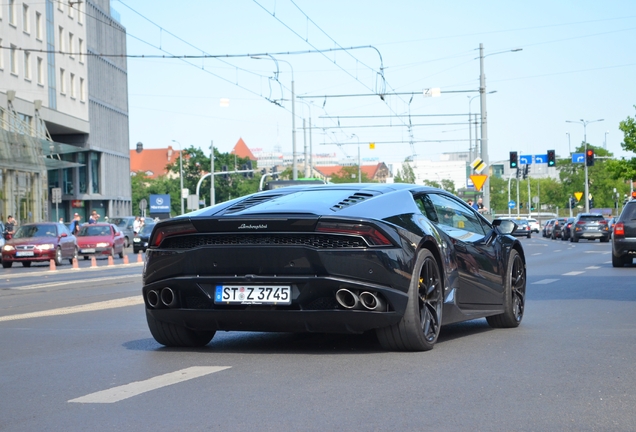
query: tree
394 161 416 184
607 106 636 187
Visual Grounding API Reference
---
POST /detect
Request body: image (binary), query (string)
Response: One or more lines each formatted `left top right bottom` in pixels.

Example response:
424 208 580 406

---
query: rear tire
571 235 579 243
487 249 525 328
146 310 215 347
612 254 629 267
69 247 78 265
376 249 443 351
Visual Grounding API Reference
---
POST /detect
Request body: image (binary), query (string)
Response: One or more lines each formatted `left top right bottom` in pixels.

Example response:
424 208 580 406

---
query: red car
76 223 126 260
1 222 78 268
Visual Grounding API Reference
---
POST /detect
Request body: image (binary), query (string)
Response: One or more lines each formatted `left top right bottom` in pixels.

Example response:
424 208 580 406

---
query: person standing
88 210 99 224
477 197 487 214
4 215 15 239
467 199 479 211
133 216 141 235
69 213 81 235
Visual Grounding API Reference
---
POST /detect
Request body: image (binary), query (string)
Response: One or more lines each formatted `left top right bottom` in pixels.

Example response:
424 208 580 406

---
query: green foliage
394 162 416 184
606 106 636 183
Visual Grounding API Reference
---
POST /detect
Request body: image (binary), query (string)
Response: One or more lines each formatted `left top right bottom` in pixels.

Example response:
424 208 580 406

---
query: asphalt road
1 237 635 431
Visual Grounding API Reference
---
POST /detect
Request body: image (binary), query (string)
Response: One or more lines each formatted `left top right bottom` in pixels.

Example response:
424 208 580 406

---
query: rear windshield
620 203 636 221
579 215 604 222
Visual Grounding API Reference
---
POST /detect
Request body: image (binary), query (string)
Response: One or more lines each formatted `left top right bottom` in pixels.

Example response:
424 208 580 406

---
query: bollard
123 255 129 264
91 256 97 268
72 257 79 269
49 259 56 271
108 255 114 266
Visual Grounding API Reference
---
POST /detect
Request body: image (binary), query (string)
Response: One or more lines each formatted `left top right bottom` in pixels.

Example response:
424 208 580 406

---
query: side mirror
492 219 517 235
60 232 68 238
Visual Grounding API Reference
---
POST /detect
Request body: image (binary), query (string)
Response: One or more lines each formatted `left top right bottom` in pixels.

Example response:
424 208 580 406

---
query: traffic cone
91 256 97 268
123 255 129 264
108 255 114 266
137 253 143 263
49 259 56 271
72 257 79 269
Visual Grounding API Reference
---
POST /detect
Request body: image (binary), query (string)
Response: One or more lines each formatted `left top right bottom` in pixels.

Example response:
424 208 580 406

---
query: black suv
570 213 610 243
612 200 636 267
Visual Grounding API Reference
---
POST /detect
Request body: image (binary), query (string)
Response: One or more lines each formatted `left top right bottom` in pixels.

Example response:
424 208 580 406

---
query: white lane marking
532 253 542 255
554 250 562 252
69 366 231 404
604 261 612 264
1 262 143 280
12 274 140 291
585 266 601 269
584 251 610 254
0 296 143 322
532 279 559 285
563 271 584 276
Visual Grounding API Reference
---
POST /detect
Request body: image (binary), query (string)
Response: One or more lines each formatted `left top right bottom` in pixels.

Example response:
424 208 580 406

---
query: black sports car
142 184 526 351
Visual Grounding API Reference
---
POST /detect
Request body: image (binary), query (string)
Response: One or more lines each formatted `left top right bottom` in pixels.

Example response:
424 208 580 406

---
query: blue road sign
508 200 516 209
535 154 548 164
572 153 585 163
519 155 532 165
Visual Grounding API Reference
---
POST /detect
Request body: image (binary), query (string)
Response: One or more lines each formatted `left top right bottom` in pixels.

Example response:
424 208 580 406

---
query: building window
10 44 18 74
70 73 75 98
69 32 74 58
78 152 87 193
0 39 4 70
77 1 83 24
58 26 64 52
79 77 85 101
22 3 30 33
78 38 84 63
60 68 66 94
37 57 43 84
24 51 31 80
90 153 100 194
35 12 42 40
68 1 74 19
57 0 63 11
9 0 17 25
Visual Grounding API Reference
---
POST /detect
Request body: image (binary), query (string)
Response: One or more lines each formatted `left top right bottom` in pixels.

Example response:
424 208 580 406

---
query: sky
114 0 636 169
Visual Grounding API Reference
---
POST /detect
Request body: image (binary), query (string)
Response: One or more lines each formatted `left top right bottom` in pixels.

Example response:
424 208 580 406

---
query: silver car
108 216 136 247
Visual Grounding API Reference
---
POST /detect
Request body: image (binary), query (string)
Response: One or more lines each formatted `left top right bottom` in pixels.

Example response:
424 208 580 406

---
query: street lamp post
565 118 604 213
566 132 571 154
251 55 297 180
210 140 215 206
468 91 495 164
479 44 521 212
171 139 184 215
352 134 361 183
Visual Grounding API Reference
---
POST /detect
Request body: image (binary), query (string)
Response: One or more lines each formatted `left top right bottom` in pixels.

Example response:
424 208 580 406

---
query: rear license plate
214 285 292 305
81 248 95 253
16 251 34 257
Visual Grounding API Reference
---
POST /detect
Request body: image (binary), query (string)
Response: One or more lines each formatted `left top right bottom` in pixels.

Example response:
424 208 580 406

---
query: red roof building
129 146 182 179
231 138 256 161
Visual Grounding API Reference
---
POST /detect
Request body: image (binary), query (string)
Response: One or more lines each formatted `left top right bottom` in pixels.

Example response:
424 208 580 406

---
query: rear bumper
613 238 636 257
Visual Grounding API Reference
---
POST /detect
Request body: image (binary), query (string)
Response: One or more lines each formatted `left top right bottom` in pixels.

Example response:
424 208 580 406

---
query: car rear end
612 202 636 266
571 214 610 242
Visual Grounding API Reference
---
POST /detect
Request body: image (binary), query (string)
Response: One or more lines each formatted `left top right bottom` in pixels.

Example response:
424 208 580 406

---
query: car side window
426 193 488 237
414 194 439 223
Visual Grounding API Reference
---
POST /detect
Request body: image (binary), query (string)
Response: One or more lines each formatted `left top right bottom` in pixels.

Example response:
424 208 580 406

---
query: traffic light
632 191 636 200
586 149 595 166
509 151 518 169
547 150 556 167
222 165 229 179
522 165 530 179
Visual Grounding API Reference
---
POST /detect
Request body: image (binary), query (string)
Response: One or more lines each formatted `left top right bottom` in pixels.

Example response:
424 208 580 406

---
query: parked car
143 184 526 351
494 217 531 238
527 218 540 233
570 213 610 243
76 223 126 259
108 216 136 247
132 222 156 254
560 217 576 241
550 217 568 239
612 201 636 267
0 222 4 263
1 222 77 268
542 219 555 237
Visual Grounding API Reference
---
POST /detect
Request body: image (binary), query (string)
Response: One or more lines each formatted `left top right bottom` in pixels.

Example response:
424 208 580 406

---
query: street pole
172 139 184 215
566 132 570 154
479 43 490 211
210 140 215 206
303 119 309 178
291 78 297 180
566 119 604 213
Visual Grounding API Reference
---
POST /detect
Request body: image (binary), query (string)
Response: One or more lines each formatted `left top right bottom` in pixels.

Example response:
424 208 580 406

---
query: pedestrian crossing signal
509 151 518 169
547 150 556 167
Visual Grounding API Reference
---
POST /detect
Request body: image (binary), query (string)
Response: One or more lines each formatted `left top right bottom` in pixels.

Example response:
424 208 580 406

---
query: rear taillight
316 221 392 246
599 220 608 225
150 222 197 247
614 222 625 236
577 221 585 225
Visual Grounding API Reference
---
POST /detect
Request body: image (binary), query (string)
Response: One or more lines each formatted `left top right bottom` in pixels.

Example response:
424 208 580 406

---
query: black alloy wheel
377 248 443 351
487 249 525 328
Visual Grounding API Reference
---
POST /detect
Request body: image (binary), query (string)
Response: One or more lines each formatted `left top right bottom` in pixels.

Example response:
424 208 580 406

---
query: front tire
487 249 525 328
146 310 215 347
376 249 443 351
55 247 63 266
2 261 12 268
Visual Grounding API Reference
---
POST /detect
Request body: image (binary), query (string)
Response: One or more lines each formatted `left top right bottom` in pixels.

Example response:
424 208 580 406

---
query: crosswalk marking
585 266 601 269
562 271 584 276
69 366 231 403
532 279 559 285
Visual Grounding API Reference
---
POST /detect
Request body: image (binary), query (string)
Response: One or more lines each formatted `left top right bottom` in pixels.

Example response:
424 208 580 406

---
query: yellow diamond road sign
574 192 583 201
470 158 487 174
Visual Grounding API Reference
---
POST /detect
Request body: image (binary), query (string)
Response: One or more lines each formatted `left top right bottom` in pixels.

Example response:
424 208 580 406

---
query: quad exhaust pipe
147 287 178 308
335 289 386 311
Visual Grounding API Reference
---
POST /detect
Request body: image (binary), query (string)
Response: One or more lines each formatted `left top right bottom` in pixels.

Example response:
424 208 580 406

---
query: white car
527 218 540 233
